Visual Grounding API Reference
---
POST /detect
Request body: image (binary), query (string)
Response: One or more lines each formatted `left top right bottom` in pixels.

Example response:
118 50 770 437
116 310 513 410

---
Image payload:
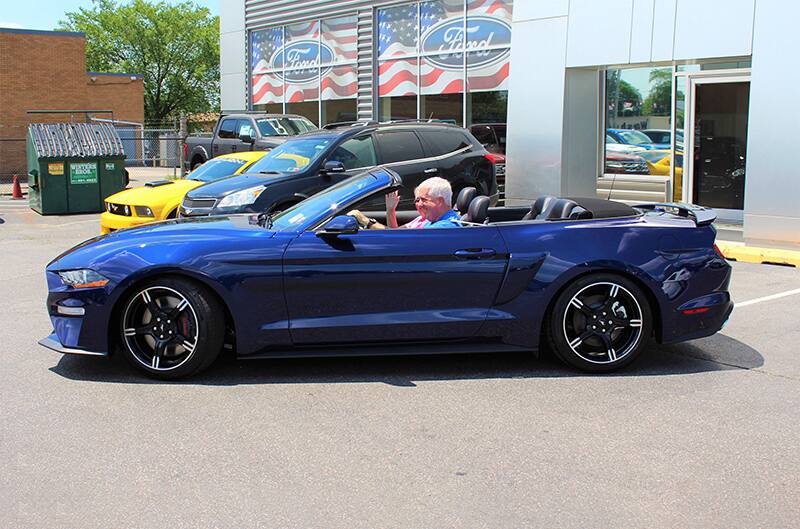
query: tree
58 0 219 123
642 68 672 116
606 71 643 118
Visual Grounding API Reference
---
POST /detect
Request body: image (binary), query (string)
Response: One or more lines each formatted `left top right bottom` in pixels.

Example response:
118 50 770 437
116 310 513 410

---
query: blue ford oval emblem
271 40 334 83
421 16 511 71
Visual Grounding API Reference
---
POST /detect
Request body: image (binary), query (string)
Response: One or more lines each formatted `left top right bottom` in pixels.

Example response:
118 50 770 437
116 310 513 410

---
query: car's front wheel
119 278 225 379
547 273 652 372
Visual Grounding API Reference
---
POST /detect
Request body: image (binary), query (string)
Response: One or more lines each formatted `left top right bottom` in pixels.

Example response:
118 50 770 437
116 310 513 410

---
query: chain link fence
0 138 27 195
0 126 185 195
116 127 183 168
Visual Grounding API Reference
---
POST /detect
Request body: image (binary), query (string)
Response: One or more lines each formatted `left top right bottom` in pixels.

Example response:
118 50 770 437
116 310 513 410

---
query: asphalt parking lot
1 198 799 529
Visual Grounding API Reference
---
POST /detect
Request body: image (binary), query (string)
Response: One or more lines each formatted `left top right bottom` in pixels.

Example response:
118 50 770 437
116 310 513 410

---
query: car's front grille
182 197 217 209
107 203 131 216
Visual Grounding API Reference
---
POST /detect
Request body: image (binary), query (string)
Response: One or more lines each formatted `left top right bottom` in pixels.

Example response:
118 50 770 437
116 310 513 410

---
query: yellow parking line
717 241 800 268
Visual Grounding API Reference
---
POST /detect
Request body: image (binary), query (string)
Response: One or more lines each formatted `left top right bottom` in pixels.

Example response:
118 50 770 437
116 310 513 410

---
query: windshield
256 117 317 136
247 137 331 173
617 130 654 145
187 158 246 182
269 172 384 232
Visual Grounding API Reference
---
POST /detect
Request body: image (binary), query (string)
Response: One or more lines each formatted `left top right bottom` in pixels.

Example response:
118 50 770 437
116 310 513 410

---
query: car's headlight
58 269 109 289
134 205 154 217
217 186 265 208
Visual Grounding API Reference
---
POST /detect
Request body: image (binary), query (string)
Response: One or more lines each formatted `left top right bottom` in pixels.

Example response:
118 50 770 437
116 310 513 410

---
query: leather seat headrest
455 187 477 214
465 196 490 224
522 195 558 220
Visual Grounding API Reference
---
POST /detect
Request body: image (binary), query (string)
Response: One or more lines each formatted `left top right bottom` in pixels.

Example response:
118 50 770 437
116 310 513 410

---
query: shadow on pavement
50 332 763 387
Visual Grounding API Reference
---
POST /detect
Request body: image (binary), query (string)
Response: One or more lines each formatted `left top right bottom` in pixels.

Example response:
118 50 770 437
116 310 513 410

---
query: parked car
470 123 506 183
642 129 684 149
100 151 269 234
180 121 497 218
606 128 661 150
39 167 733 379
604 150 649 175
184 113 317 170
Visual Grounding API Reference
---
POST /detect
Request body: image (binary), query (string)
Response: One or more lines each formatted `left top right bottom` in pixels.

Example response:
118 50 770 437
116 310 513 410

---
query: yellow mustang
100 151 268 234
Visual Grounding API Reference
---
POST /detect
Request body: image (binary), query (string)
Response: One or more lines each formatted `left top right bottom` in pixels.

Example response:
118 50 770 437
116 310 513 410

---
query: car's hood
48 215 278 272
186 172 300 198
105 179 202 206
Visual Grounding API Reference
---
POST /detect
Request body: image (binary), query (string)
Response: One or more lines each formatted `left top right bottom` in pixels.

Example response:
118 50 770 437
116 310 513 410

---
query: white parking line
737 287 800 307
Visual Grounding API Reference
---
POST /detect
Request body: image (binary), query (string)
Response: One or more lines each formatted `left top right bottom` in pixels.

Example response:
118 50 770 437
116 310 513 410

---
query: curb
717 241 800 268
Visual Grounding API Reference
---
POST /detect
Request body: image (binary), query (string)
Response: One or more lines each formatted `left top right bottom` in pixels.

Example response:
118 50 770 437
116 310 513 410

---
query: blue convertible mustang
40 168 732 379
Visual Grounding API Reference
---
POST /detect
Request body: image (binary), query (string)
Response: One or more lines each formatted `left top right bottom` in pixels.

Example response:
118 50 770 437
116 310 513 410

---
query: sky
0 0 219 32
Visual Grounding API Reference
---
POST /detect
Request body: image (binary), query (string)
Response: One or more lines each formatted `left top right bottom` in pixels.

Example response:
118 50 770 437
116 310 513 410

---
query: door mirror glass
239 132 255 144
318 215 359 236
322 160 346 174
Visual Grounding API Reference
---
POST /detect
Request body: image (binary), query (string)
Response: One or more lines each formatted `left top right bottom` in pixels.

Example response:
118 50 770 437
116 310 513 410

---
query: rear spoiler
633 202 717 226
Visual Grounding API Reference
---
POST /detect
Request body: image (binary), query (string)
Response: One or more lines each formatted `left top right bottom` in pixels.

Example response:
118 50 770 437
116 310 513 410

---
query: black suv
180 122 497 217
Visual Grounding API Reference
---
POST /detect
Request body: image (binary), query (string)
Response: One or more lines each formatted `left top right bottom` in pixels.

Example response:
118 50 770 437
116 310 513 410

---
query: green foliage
642 68 672 116
57 0 219 123
606 70 642 117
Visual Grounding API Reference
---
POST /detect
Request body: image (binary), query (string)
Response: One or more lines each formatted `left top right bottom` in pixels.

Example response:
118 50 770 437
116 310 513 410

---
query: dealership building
220 0 800 246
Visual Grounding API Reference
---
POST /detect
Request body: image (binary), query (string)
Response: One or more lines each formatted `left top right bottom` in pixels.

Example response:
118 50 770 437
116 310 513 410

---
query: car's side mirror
317 215 359 236
322 160 346 175
239 132 255 144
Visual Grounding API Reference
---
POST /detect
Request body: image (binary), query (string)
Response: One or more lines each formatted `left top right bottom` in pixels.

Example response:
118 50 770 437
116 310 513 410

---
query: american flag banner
468 0 513 25
284 20 320 103
419 0 463 36
251 27 284 105
322 65 357 101
379 59 418 97
421 55 463 95
286 20 320 44
467 49 510 92
377 4 419 59
322 16 357 64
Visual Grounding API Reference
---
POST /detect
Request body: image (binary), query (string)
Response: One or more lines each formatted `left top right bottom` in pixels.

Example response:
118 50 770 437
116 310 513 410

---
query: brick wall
0 29 144 183
86 73 144 124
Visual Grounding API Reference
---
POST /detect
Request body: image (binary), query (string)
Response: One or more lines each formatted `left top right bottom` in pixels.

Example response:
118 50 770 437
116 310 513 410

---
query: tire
546 273 652 373
190 157 205 171
118 277 225 379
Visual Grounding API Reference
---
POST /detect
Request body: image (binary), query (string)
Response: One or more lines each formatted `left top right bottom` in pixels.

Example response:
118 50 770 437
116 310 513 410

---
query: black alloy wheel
119 278 225 379
547 273 652 372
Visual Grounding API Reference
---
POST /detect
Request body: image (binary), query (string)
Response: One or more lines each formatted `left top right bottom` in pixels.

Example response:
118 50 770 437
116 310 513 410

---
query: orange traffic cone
11 175 23 199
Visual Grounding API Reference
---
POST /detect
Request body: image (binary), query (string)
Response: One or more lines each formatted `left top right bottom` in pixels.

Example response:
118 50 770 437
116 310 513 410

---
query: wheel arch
107 269 237 355
539 266 663 347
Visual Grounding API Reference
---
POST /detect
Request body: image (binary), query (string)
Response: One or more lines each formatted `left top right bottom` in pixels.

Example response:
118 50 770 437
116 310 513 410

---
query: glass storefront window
321 65 357 125
376 0 512 126
379 58 418 121
250 16 358 123
604 66 673 177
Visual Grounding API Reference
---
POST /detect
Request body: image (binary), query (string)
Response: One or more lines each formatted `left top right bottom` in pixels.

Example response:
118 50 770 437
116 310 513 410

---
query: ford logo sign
271 40 334 84
421 16 511 71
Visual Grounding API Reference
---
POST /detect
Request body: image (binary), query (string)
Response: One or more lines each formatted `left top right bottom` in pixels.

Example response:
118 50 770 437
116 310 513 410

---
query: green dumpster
27 123 128 214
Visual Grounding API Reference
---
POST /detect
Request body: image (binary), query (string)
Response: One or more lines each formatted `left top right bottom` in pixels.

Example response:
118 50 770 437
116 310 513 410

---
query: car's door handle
424 167 438 174
454 248 496 259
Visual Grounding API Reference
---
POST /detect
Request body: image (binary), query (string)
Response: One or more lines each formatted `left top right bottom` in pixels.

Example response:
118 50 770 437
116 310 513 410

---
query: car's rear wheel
119 278 224 379
547 273 652 372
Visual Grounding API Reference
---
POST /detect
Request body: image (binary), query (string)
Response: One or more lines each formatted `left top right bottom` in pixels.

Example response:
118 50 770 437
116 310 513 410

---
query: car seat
521 195 558 220
455 187 477 214
462 195 490 224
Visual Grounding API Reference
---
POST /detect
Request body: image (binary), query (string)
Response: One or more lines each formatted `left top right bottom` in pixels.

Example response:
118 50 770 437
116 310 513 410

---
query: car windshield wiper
259 170 281 174
257 212 274 229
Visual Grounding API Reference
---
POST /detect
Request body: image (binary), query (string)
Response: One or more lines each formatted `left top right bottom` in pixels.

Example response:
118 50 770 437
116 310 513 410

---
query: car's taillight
484 153 500 164
713 243 726 259
183 143 188 158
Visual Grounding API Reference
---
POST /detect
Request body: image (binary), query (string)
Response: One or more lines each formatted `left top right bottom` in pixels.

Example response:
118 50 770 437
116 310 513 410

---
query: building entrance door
686 76 750 221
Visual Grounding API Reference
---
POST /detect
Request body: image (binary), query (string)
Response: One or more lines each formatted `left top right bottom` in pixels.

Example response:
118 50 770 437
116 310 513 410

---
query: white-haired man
349 176 462 230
